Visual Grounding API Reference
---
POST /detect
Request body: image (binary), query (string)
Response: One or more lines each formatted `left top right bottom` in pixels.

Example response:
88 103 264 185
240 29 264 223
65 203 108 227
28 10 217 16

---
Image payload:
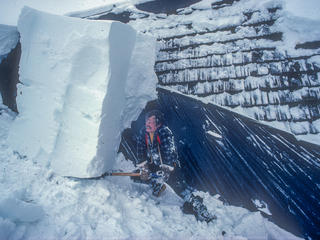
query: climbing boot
182 194 216 223
152 182 166 197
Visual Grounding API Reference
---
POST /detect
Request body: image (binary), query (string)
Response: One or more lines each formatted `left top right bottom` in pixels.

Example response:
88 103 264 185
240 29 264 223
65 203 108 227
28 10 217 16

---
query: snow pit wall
7 7 157 178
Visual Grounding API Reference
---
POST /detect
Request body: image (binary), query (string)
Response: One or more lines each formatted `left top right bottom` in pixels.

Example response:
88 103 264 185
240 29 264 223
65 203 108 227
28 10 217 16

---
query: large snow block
7 7 157 177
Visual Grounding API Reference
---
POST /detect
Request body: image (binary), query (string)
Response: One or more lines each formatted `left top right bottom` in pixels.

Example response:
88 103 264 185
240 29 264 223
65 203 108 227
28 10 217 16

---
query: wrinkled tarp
120 88 320 239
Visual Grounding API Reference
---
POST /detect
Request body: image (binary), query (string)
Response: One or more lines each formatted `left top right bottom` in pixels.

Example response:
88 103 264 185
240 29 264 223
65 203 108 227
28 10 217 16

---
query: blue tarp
120 88 320 239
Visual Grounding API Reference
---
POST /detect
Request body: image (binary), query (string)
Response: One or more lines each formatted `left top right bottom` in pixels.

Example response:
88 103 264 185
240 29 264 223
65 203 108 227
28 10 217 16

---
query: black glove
160 164 174 182
140 169 150 181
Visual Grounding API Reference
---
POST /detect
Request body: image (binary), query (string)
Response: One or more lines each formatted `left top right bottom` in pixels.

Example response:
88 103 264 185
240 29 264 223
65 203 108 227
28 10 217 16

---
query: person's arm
159 126 180 168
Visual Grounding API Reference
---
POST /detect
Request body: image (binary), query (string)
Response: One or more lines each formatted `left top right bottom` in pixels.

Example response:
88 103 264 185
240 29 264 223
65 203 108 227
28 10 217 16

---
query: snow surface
6 7 157 178
284 0 320 21
1 0 320 26
0 107 302 239
277 3 320 55
0 0 156 26
0 0 126 26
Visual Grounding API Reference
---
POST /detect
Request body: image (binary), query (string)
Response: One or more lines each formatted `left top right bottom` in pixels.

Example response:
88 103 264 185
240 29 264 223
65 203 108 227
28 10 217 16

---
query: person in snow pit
131 109 216 223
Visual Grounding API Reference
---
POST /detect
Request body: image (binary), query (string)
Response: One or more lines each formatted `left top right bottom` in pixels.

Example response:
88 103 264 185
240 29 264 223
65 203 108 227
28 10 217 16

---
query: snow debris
252 199 272 216
206 130 223 139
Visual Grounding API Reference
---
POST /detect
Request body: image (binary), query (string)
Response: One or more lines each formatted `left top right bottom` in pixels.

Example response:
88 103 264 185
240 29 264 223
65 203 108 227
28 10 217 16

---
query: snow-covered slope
0 105 301 240
0 0 138 26
6 7 157 178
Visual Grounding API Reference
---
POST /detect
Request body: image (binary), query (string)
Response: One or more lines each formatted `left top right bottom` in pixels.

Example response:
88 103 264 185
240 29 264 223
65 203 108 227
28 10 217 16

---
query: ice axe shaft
106 171 164 179
107 172 141 177
66 171 141 181
107 171 164 179
67 171 163 181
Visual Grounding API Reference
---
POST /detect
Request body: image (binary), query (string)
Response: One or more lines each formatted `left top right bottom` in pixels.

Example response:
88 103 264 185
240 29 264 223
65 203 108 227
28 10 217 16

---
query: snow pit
7 7 157 178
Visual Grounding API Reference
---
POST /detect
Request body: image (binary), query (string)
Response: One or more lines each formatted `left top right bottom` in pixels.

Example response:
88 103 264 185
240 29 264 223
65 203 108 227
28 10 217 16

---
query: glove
136 160 148 168
152 182 166 197
161 164 174 179
161 164 174 172
140 169 150 181
159 164 174 182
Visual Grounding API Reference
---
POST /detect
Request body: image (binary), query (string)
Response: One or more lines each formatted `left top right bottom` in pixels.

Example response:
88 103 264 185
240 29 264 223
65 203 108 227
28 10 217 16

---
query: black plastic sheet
120 88 320 239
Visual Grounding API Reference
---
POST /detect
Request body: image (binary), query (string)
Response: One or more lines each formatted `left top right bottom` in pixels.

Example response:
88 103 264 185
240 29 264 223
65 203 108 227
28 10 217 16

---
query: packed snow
0 106 302 239
284 0 320 21
0 0 144 26
6 7 157 178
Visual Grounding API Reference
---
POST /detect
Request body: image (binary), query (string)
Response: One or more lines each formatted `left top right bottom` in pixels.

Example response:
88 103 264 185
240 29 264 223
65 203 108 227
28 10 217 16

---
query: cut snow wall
7 7 157 178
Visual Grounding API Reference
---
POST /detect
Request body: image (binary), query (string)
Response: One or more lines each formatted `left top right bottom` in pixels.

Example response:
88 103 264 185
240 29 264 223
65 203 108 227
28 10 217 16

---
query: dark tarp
120 88 320 239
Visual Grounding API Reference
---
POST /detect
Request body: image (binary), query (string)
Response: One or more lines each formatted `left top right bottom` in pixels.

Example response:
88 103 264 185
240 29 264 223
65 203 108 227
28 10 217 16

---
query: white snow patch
0 0 129 26
252 199 272 216
0 0 155 26
284 0 320 21
0 196 44 223
206 130 223 139
276 13 320 53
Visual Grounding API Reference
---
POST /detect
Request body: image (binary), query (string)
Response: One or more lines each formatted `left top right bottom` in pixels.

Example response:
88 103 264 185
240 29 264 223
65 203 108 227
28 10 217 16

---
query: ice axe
66 170 164 181
65 171 141 180
103 171 165 179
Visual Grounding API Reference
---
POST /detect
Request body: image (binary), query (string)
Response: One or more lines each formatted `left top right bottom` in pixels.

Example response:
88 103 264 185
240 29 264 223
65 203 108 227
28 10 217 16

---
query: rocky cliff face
80 0 320 143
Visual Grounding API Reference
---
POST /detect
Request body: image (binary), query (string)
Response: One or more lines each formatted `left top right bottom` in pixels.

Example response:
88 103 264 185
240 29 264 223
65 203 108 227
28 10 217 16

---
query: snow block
7 7 157 177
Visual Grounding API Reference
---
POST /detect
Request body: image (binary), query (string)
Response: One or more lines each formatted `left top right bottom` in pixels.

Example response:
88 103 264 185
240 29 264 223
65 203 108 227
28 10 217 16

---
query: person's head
145 110 164 133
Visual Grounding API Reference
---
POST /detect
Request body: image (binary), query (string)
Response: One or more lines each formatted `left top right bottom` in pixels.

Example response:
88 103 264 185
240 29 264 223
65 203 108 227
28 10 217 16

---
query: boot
152 182 166 197
182 194 216 223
